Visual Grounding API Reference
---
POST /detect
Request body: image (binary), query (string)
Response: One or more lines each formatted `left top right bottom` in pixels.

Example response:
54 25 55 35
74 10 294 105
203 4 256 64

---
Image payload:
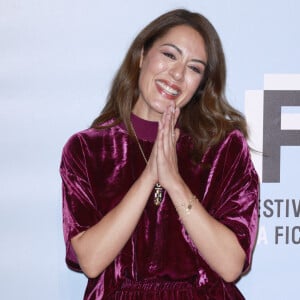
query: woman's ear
139 48 144 68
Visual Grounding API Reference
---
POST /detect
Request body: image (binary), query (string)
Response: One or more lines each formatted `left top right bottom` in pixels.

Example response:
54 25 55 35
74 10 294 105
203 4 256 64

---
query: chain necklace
131 124 163 206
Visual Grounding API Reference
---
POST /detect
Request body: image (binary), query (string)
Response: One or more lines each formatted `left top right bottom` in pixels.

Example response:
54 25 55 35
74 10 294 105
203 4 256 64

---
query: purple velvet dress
60 114 259 300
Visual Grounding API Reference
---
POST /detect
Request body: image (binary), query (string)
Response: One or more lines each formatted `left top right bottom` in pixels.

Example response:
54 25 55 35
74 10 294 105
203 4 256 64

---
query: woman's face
133 25 207 121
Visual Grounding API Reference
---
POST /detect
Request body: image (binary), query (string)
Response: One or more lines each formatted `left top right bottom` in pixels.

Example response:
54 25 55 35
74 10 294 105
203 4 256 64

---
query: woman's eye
162 52 176 60
189 66 202 74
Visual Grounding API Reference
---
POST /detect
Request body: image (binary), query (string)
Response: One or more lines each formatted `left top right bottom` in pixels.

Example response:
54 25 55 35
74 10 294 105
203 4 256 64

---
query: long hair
91 9 248 162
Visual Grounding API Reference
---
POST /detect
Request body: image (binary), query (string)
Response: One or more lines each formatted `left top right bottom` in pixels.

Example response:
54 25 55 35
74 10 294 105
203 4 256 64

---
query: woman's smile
155 79 182 100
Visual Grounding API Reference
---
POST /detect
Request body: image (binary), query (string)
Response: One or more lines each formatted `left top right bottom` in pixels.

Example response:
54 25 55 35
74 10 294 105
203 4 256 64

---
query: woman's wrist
166 178 196 212
141 167 157 188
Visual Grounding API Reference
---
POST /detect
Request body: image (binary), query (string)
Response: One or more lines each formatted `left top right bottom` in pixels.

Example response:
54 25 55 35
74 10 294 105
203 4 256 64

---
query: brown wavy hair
91 9 248 162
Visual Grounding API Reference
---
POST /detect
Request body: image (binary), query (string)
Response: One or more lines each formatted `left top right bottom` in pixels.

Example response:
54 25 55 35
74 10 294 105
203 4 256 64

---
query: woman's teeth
157 81 180 96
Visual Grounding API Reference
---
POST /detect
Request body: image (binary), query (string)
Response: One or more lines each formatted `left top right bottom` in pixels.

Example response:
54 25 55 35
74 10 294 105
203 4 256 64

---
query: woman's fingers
166 105 180 148
158 104 180 150
155 105 181 189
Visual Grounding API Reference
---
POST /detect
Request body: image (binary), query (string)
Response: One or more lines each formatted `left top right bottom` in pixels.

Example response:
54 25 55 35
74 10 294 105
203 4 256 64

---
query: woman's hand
145 103 181 191
155 104 181 191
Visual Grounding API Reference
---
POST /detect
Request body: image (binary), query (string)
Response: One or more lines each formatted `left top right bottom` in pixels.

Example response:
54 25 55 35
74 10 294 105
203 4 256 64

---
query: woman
60 9 259 299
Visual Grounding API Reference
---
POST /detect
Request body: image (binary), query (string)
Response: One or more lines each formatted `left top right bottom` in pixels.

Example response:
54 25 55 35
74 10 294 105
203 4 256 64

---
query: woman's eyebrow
161 43 207 67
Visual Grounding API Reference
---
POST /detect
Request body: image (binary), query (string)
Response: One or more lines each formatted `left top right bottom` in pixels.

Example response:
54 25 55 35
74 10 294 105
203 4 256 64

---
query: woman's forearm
71 171 155 278
168 180 245 282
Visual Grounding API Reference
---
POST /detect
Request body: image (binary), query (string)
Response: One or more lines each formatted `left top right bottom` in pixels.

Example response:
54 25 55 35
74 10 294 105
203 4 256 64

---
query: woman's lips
155 79 181 100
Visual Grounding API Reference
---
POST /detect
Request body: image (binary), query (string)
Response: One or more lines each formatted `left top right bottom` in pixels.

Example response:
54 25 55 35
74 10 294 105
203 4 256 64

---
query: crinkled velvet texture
60 114 259 300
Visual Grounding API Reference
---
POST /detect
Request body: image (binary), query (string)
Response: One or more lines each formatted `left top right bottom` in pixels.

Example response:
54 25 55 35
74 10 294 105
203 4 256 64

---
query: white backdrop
1 1 300 299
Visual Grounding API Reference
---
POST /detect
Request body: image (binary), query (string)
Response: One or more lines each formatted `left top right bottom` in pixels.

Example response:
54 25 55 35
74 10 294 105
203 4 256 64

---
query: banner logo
245 74 300 183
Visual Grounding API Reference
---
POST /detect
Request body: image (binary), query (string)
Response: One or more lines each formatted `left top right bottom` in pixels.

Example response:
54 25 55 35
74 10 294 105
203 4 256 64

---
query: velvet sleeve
203 130 259 272
60 133 102 272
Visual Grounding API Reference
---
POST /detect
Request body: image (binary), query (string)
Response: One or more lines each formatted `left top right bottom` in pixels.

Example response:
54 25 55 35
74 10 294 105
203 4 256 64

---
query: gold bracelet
177 195 197 215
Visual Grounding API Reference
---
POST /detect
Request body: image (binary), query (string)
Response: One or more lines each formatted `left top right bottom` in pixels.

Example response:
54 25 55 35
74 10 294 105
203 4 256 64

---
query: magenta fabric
60 114 259 299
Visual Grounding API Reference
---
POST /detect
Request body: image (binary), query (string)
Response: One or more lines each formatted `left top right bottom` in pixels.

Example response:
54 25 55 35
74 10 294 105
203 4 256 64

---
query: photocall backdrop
1 1 299 299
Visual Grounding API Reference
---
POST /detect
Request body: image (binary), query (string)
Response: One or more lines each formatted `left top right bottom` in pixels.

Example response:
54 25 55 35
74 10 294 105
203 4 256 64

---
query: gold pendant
154 183 163 206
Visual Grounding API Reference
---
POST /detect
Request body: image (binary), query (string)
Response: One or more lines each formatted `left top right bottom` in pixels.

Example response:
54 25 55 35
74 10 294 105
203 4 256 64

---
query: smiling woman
60 9 259 300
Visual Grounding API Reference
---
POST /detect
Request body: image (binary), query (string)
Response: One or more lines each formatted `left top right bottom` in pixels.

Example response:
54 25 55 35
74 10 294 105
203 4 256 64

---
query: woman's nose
169 63 185 81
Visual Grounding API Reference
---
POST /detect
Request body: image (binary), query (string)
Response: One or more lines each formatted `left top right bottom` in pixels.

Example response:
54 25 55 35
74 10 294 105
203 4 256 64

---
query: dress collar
130 113 158 142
